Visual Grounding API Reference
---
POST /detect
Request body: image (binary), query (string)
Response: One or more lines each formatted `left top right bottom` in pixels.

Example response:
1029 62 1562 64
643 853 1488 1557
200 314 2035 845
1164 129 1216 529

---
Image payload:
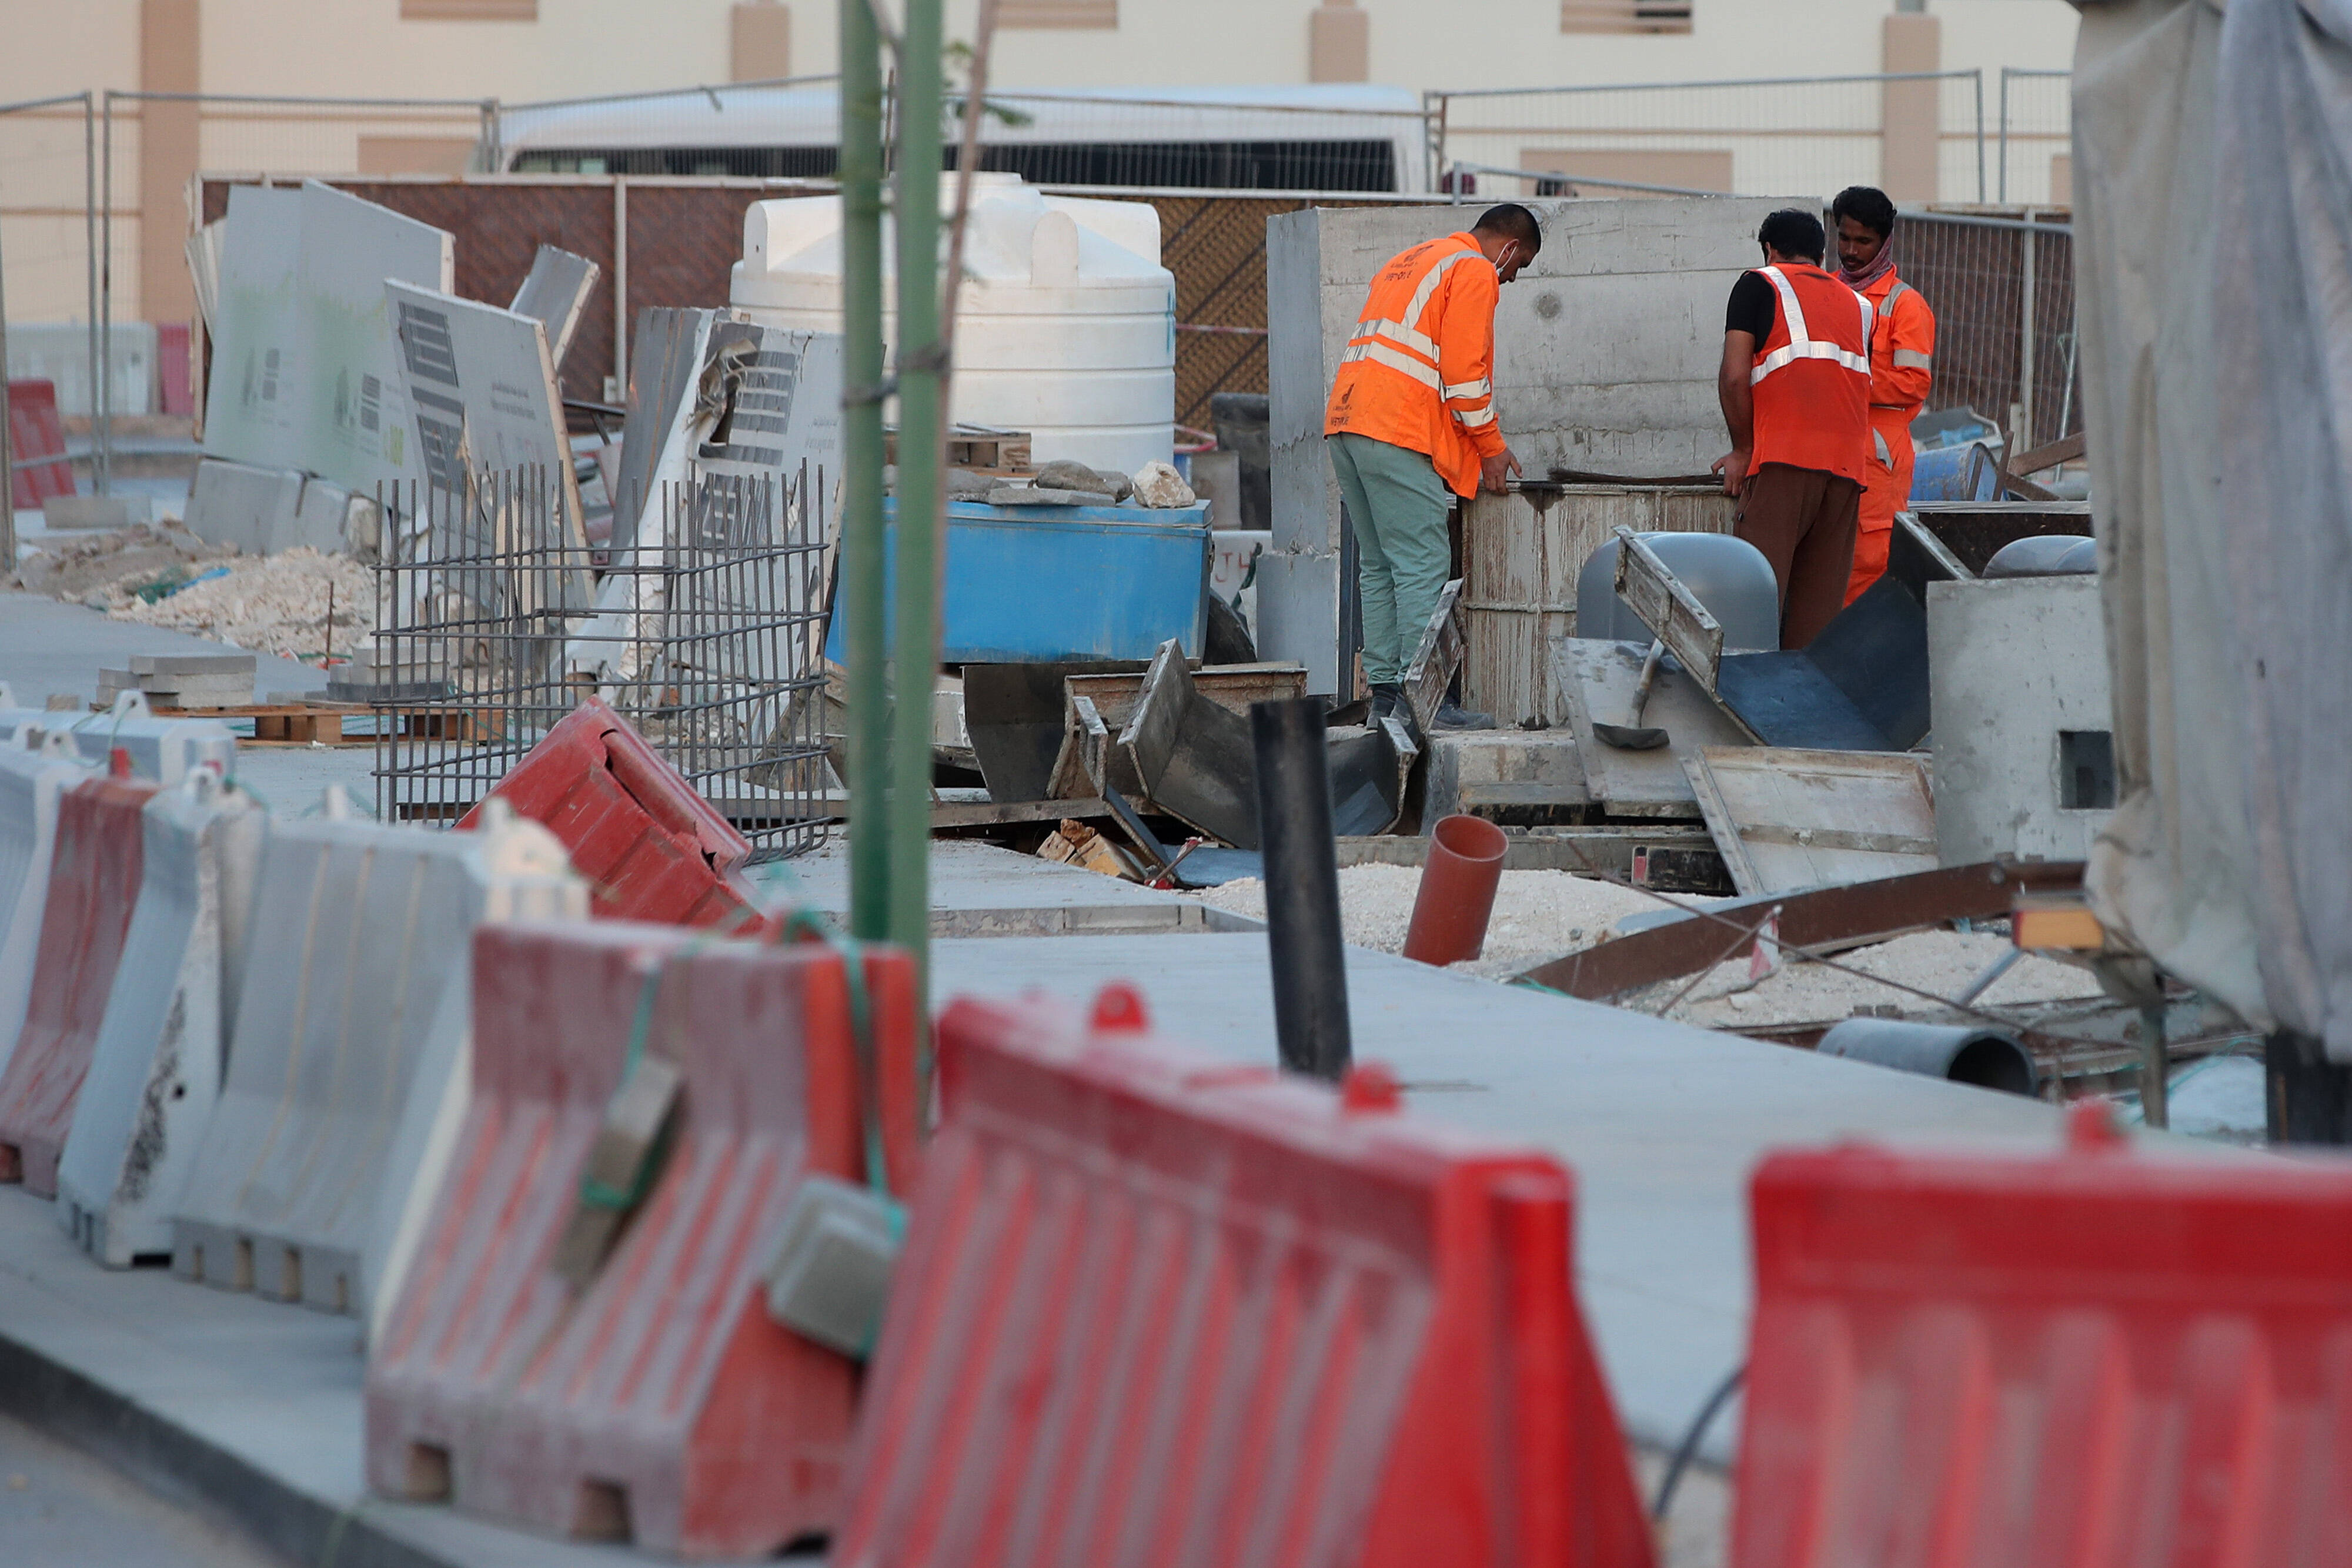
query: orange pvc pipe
1403 814 1509 965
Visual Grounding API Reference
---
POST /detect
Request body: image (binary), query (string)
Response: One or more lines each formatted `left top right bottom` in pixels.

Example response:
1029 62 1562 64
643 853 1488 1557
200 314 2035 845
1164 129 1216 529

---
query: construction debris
103 549 372 663
11 523 233 606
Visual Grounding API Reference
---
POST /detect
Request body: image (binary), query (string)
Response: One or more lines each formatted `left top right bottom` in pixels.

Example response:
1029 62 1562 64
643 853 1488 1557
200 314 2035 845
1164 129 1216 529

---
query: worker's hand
1712 448 1750 498
1481 447 1522 496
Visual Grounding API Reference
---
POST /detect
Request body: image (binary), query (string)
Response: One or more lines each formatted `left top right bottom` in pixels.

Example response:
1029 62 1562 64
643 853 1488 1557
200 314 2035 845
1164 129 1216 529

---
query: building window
1561 1 1692 33
999 0 1117 27
402 0 536 19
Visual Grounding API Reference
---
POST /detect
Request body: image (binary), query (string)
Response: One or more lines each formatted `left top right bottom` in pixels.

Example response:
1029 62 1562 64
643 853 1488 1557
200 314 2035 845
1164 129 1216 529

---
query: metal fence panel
1901 212 2081 449
372 464 831 860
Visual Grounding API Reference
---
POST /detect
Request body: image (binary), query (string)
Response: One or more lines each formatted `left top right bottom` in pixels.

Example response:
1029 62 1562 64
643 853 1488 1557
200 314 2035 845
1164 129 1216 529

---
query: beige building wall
0 0 2079 323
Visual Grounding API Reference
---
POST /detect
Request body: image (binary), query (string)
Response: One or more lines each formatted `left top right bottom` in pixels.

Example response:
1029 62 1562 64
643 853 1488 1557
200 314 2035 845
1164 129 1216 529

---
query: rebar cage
369 462 834 860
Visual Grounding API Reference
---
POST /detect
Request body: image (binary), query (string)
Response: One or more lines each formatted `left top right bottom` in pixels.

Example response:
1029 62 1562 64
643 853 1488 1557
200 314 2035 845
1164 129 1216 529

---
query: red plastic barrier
365 919 922 1557
0 775 158 1193
836 984 1653 1568
156 324 192 417
1735 1104 2352 1568
456 698 771 935
7 380 74 509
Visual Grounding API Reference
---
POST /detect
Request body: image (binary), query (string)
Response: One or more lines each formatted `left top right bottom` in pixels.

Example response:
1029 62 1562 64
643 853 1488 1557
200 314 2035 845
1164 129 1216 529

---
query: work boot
1369 683 1404 723
1431 698 1496 731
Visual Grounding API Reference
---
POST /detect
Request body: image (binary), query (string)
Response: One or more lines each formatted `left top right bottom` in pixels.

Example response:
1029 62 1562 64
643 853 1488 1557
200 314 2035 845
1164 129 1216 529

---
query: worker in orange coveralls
1831 184 1936 604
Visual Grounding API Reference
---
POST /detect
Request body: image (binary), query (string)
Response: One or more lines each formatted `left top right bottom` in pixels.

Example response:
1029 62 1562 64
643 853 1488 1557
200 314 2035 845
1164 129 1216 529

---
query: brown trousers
1735 462 1861 648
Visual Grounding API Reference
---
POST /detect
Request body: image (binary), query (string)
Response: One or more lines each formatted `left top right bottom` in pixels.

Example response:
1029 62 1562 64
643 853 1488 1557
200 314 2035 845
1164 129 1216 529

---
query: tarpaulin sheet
2074 0 2352 1054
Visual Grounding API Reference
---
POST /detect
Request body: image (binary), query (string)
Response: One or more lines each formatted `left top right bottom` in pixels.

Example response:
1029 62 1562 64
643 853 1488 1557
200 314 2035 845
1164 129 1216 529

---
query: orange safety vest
1748 262 1873 486
1844 271 1937 604
1323 232 1506 499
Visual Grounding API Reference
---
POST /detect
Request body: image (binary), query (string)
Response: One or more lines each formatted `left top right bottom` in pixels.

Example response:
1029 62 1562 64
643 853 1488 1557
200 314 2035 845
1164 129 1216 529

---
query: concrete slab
924 932 2224 1460
753 838 1257 935
0 1188 800 1568
1928 573 2115 864
0 593 326 708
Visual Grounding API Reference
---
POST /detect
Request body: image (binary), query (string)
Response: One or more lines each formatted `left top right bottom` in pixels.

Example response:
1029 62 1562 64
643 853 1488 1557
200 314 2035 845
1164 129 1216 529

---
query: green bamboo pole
889 0 946 997
840 0 890 942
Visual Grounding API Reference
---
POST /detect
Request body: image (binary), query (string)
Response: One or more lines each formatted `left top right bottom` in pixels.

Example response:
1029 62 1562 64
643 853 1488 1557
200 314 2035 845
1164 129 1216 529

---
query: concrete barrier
365 921 923 1556
0 691 236 785
55 767 266 1265
0 774 162 1194
172 793 584 1339
834 984 1654 1568
0 732 96 1074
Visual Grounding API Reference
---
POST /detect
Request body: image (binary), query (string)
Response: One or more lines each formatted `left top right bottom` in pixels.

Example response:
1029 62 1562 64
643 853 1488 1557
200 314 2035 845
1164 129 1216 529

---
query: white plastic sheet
2079 0 2352 1057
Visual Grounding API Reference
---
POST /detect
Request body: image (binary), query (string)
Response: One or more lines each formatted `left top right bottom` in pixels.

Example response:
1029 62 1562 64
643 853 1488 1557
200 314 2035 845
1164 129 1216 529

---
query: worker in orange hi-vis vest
1832 185 1936 604
1711 206 1874 649
1324 203 1538 731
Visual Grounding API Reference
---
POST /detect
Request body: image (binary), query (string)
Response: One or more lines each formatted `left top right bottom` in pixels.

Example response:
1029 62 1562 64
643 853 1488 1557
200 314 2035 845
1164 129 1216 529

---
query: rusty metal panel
1516 858 2083 1001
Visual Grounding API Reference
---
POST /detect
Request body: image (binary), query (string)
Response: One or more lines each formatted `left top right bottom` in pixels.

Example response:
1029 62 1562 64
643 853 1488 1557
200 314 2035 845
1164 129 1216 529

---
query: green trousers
1328 431 1453 686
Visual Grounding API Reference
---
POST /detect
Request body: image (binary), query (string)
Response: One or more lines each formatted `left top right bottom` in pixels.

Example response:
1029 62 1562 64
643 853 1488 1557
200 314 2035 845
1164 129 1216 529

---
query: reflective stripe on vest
1877 279 1933 371
1342 244 1494 430
1751 265 1873 384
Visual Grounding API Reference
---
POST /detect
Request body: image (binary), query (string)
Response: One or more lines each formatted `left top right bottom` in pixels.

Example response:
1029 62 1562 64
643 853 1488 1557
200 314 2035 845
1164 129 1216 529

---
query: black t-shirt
1726 269 1778 342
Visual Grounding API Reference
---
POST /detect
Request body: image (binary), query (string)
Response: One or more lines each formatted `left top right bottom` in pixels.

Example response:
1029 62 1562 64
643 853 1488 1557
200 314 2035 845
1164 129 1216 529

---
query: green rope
575 959 676 1212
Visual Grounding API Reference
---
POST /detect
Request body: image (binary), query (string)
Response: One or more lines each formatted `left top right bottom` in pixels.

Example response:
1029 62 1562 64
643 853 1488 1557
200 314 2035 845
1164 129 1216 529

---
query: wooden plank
1680 745 1939 897
1613 527 1725 697
2007 430 2086 476
932 796 1111 830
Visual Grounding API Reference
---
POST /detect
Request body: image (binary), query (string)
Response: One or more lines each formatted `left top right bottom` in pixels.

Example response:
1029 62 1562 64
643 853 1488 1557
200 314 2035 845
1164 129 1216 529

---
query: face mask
1492 242 1518 278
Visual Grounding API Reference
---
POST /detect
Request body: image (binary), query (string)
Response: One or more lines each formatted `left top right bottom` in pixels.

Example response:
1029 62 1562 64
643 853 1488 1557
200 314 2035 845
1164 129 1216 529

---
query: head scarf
1839 239 1897 293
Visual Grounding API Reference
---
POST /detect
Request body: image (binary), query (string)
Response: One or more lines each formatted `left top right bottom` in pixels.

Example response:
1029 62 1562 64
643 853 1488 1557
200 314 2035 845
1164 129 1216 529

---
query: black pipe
1250 697 1351 1081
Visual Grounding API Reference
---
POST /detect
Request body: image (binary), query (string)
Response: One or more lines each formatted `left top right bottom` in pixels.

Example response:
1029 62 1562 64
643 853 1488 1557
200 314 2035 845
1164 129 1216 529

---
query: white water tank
730 173 1175 476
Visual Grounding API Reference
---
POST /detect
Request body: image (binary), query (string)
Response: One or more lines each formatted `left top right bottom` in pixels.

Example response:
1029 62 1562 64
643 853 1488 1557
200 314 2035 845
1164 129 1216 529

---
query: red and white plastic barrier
366 919 921 1557
171 793 585 1339
0 773 161 1193
1734 1105 2352 1568
455 698 772 935
834 984 1655 1568
56 766 265 1265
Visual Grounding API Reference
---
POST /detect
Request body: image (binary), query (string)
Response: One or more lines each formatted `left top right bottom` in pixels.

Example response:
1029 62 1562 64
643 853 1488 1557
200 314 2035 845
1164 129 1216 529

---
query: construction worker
1712 207 1873 648
1831 185 1936 603
1325 203 1538 730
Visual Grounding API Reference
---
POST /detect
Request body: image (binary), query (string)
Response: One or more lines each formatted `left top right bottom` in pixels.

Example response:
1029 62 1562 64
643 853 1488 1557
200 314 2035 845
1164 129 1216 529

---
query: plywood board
1681 745 1938 897
205 182 451 493
1556 637 1750 818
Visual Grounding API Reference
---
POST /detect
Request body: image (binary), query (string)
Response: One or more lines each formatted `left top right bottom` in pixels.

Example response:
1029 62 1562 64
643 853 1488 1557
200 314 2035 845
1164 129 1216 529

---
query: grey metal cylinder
1250 697 1351 1081
1816 1018 2038 1096
1983 534 2097 577
1576 531 1783 651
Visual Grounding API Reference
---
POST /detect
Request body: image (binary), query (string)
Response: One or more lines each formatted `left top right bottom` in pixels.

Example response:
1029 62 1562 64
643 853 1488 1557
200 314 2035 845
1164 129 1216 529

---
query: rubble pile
11 523 232 607
103 548 374 664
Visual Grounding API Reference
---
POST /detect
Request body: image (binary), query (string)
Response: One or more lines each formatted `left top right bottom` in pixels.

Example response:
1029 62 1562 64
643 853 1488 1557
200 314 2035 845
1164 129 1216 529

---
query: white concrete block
1929 573 2116 865
0 691 236 785
182 457 306 557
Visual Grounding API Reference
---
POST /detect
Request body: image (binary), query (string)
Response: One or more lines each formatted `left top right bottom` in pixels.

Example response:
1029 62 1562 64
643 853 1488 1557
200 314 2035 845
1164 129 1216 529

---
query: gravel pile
12 522 230 604
1186 864 1725 980
103 548 373 663
1185 864 2105 1021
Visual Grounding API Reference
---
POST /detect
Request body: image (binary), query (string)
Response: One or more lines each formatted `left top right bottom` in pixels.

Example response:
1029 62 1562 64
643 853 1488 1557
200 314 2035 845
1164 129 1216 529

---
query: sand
1185 864 2104 1022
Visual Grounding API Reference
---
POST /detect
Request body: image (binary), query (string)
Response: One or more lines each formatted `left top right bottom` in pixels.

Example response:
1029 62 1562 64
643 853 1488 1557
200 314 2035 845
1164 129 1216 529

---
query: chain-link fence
1997 68 2073 208
1429 72 1989 205
1902 210 2080 450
